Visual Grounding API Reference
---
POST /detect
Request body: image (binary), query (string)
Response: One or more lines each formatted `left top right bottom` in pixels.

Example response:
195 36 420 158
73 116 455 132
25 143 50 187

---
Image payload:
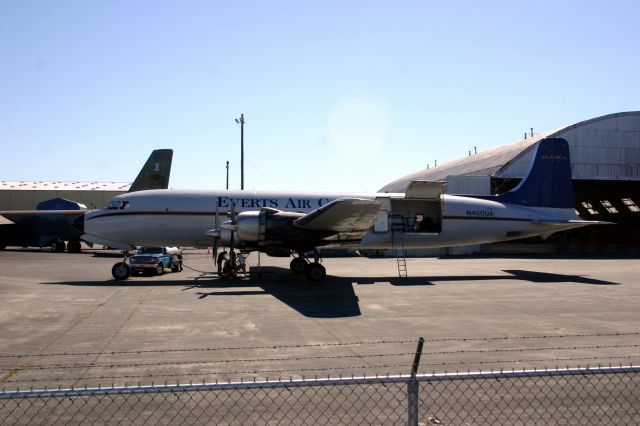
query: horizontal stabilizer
534 219 614 226
294 198 382 232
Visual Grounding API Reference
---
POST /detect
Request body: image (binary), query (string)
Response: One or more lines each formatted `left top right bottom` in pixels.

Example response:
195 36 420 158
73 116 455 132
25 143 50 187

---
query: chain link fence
1 365 638 425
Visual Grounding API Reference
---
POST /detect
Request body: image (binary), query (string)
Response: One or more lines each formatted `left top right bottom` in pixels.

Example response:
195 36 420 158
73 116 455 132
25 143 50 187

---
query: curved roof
0 181 131 191
379 111 640 192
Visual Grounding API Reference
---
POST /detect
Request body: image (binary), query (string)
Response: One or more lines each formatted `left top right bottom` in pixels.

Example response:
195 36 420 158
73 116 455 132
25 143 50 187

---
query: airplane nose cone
72 214 85 233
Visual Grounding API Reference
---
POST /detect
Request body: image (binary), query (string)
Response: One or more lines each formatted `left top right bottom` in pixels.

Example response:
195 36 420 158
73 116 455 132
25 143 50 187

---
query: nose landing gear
112 261 131 281
112 251 131 280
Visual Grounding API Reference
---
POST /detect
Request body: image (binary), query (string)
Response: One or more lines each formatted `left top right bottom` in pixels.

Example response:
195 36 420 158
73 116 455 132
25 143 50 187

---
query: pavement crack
72 286 155 387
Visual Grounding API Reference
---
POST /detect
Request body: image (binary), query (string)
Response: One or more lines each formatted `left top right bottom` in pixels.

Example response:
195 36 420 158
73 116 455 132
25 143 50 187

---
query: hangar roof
0 181 131 191
380 111 640 192
384 130 555 187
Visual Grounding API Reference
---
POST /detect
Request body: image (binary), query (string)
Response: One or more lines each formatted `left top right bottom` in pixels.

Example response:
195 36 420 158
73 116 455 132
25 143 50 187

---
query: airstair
391 222 407 278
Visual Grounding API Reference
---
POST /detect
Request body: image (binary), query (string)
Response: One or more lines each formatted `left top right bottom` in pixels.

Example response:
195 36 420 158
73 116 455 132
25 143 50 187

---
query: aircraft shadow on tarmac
42 266 617 318
42 267 362 319
502 269 617 285
348 269 617 286
188 267 362 318
327 269 617 287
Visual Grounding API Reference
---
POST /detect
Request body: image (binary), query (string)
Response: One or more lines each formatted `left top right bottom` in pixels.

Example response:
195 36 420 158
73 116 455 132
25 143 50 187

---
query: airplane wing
81 233 134 251
0 214 15 225
293 198 382 232
535 219 615 226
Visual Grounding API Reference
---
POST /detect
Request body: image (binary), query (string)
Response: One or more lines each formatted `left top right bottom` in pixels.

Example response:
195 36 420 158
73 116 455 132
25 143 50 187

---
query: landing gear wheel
50 240 65 253
67 240 82 253
305 263 326 282
290 257 308 274
112 262 131 280
155 263 165 275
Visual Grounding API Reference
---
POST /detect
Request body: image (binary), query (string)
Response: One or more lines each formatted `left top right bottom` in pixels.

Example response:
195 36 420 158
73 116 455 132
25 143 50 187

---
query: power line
1 332 638 359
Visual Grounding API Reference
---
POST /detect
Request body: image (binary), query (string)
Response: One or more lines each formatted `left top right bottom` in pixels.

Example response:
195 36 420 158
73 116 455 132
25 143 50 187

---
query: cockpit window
107 200 130 210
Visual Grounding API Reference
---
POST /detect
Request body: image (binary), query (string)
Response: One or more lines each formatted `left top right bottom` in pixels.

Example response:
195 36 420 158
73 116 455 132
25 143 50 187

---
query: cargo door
390 181 444 234
373 197 391 232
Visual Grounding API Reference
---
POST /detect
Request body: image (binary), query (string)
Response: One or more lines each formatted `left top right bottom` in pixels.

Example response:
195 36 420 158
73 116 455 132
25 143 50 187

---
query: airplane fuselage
81 189 582 250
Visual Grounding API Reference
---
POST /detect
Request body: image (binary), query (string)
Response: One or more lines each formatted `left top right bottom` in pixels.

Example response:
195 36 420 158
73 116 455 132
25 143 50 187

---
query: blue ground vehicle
129 247 182 276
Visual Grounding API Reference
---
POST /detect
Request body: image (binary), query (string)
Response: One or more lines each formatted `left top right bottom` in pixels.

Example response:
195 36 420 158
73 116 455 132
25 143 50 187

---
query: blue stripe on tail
495 138 574 208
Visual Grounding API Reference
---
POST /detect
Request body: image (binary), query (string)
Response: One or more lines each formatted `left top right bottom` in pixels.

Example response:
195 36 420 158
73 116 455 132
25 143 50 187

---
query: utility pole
225 161 229 190
235 114 245 190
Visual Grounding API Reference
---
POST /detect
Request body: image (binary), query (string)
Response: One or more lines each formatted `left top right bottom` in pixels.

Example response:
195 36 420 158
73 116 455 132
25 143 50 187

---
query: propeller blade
231 203 237 224
211 202 220 259
229 203 237 248
205 229 221 238
212 238 218 260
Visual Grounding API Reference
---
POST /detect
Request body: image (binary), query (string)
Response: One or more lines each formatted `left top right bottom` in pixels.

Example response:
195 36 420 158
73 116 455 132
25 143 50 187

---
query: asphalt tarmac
1 248 639 389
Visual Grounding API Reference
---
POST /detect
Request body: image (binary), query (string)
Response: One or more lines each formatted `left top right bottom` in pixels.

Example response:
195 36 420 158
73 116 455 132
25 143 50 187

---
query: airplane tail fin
496 138 574 208
128 149 173 193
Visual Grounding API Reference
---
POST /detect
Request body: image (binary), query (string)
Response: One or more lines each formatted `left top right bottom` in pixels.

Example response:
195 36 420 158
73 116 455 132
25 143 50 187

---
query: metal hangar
380 111 640 248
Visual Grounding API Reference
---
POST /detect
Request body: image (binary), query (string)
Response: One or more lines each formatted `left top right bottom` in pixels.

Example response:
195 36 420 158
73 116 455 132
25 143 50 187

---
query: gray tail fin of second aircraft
128 149 173 192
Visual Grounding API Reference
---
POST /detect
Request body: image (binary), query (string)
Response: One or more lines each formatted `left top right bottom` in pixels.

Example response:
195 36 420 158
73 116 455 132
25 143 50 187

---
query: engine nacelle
236 211 263 242
209 208 325 249
207 208 304 247
235 208 305 243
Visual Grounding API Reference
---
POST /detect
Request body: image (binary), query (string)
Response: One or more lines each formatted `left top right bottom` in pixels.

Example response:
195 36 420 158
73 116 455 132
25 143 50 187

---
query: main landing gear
290 250 326 282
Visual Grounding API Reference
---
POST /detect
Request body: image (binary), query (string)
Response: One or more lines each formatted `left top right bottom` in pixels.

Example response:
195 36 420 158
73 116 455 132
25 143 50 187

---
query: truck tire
155 263 164 275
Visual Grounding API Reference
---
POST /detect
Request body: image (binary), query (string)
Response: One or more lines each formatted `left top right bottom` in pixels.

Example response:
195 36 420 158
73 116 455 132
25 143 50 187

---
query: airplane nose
72 214 85 233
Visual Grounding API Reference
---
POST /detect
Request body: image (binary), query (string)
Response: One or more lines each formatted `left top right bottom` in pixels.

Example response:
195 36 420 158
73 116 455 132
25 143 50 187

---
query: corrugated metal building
0 181 130 210
380 111 640 247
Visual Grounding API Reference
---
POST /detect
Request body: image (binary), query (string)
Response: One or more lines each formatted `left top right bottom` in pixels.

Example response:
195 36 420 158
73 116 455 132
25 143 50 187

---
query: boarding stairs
391 222 407 278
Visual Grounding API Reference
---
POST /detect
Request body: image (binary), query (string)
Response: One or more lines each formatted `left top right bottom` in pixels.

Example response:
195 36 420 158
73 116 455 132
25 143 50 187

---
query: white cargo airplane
75 138 605 281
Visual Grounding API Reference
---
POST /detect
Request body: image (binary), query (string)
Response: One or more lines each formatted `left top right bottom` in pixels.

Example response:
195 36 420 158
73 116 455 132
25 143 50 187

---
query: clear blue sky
1 1 639 193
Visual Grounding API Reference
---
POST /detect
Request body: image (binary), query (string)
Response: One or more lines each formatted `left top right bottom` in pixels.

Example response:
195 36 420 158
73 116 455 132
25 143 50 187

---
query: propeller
211 203 220 260
205 202 239 265
229 203 237 253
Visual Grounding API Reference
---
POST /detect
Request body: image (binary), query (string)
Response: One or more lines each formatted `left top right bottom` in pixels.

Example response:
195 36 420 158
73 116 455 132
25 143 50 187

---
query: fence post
408 337 424 426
